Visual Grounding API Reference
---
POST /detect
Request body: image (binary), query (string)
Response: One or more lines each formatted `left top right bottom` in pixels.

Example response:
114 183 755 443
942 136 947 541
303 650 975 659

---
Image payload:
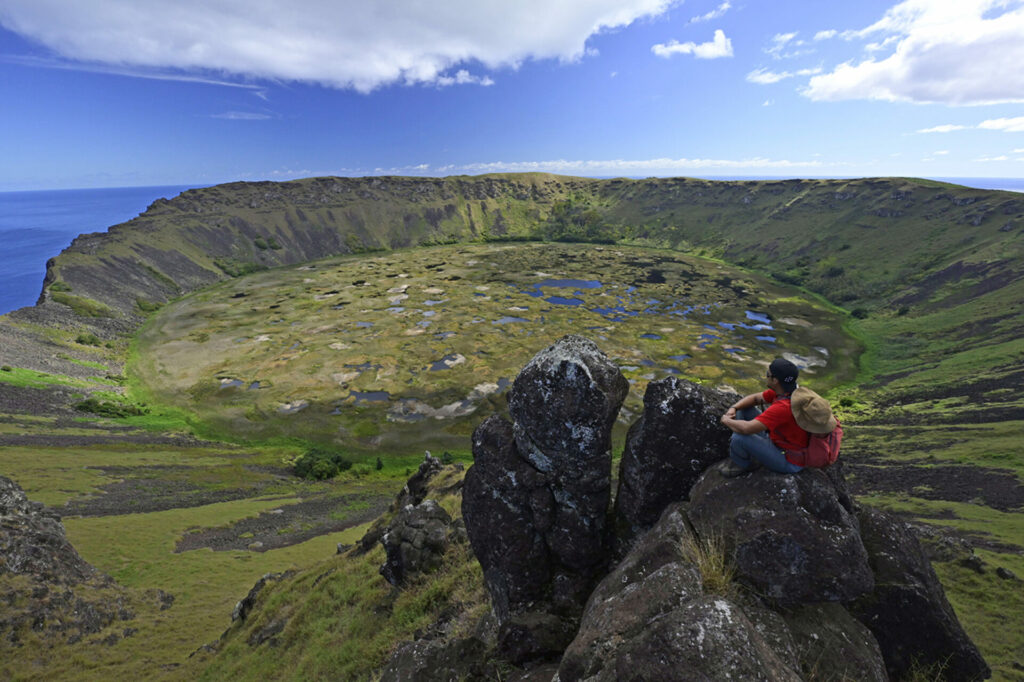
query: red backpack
777 392 843 468
786 418 843 468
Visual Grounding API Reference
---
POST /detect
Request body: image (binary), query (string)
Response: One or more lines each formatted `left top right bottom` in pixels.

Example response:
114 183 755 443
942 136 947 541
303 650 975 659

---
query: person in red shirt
718 357 808 477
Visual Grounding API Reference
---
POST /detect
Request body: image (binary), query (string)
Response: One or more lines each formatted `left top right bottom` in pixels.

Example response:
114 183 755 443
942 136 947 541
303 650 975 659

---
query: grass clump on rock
294 447 353 480
681 530 736 598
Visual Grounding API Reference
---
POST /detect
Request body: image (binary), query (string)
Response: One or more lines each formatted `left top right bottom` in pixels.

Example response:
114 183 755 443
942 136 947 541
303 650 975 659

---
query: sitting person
718 357 810 477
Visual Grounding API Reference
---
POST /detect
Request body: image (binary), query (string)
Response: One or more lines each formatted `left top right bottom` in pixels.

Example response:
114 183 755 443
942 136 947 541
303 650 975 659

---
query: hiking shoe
720 460 751 478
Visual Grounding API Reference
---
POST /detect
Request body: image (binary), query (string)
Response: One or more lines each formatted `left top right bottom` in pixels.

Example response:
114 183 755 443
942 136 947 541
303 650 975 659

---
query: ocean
0 185 198 315
1 177 1022 317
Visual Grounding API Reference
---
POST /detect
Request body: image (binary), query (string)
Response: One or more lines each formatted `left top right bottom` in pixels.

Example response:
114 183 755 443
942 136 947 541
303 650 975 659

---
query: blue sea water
2 177 1021 317
0 185 198 315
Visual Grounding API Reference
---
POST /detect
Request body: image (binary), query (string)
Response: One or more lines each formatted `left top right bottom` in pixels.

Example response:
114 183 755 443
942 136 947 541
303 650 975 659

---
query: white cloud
814 30 838 41
446 156 826 175
978 116 1024 132
916 124 969 133
803 0 1024 105
1015 148 1024 153
768 32 799 56
652 30 733 59
746 66 821 85
689 1 731 23
212 111 273 120
435 70 494 87
763 99 774 107
917 117 1024 134
975 155 1010 161
0 0 678 92
934 150 950 155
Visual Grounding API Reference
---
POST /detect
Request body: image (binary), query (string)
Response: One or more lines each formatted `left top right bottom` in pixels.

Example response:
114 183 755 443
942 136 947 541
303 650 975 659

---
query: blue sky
2 0 1024 191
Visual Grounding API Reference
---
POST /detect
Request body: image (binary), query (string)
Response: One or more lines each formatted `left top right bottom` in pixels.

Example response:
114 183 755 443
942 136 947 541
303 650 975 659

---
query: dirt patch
61 465 275 517
848 463 1024 512
174 493 391 553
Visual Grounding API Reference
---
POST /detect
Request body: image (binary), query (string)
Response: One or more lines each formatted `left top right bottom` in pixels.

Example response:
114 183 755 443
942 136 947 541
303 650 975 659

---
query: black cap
769 358 799 389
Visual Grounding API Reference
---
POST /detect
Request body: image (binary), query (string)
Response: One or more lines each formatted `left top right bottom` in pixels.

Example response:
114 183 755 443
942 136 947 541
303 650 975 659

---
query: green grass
0 366 98 389
51 291 114 318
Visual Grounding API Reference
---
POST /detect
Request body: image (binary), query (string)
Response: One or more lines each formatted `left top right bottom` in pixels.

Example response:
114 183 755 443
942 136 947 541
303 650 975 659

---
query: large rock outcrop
0 476 172 647
688 464 874 604
379 499 455 587
614 376 738 548
1 475 96 584
462 335 628 661
454 345 988 680
849 505 990 681
558 503 807 681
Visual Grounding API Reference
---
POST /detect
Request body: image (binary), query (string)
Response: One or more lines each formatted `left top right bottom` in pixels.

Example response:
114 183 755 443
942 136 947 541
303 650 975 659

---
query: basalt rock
462 335 627 662
849 505 990 681
688 464 874 604
379 499 453 587
558 503 803 681
614 377 738 549
355 452 446 556
1 475 96 584
505 335 628 575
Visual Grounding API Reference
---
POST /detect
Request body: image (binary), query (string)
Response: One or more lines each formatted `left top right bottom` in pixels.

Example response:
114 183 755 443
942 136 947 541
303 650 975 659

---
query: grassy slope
1 174 1022 678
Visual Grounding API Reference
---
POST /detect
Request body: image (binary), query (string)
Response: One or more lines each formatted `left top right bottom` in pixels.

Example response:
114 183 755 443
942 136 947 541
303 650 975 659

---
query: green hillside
0 174 1021 679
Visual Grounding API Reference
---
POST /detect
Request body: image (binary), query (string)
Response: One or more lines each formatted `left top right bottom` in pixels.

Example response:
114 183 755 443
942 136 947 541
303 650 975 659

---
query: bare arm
720 392 769 435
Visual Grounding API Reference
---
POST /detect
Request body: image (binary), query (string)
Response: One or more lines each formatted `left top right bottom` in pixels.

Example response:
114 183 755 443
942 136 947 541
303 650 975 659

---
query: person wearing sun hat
718 357 829 477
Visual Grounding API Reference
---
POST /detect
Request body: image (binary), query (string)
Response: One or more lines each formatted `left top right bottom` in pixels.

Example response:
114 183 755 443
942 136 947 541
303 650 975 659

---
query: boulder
558 503 802 682
462 415 553 620
849 506 990 681
379 499 453 586
507 335 628 574
688 465 873 604
462 335 627 661
0 475 96 584
614 377 737 547
779 603 887 681
355 452 446 555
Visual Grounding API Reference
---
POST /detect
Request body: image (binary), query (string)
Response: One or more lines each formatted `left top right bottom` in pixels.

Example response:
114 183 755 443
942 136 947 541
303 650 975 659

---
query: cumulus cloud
803 0 1024 105
746 66 822 85
689 1 731 24
652 30 733 59
0 0 678 92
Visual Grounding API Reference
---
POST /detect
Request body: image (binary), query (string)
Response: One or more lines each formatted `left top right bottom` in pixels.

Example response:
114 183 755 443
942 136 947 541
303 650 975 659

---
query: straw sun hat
790 387 838 433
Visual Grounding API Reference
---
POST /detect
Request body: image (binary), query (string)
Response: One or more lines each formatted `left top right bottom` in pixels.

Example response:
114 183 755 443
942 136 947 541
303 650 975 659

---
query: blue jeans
729 407 804 474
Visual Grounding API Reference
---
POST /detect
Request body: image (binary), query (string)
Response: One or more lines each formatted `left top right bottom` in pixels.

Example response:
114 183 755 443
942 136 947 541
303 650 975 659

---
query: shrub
75 398 147 418
1 365 12 372
49 281 71 292
136 298 162 313
851 308 869 319
375 457 383 471
75 333 102 346
294 447 352 480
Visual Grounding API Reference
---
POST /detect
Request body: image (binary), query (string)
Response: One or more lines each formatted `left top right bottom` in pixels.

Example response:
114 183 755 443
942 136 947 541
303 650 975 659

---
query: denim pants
729 407 804 474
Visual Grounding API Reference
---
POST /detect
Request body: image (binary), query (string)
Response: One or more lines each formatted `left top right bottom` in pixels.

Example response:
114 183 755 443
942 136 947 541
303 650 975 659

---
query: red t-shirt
755 389 810 452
